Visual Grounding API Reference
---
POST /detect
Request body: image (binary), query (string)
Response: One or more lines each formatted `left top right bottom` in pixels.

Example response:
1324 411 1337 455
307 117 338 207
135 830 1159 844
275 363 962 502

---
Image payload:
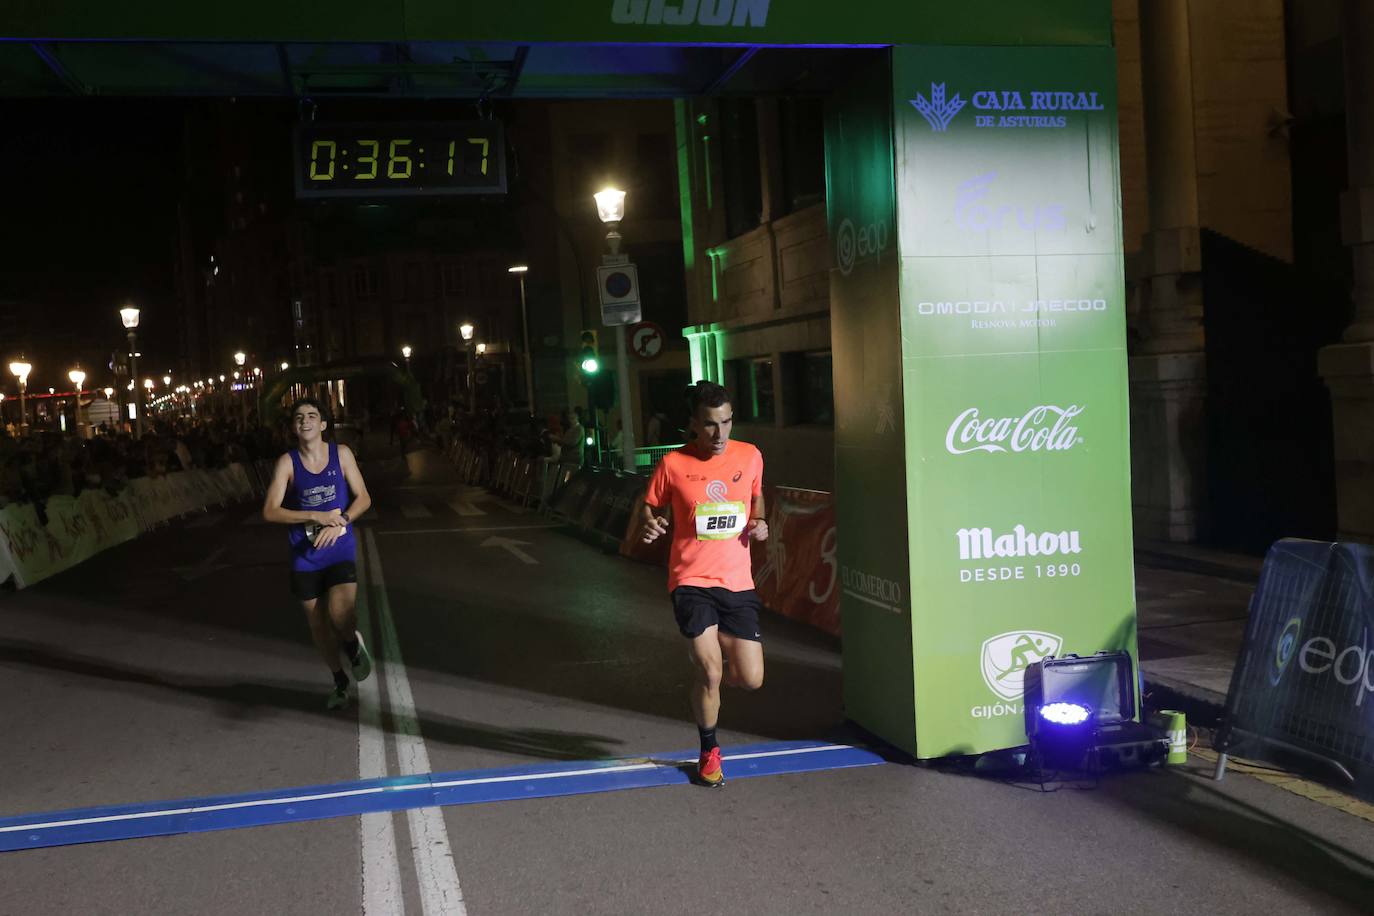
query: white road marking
399 501 433 520
449 500 485 517
364 530 468 916
480 536 538 565
356 554 406 916
171 547 231 582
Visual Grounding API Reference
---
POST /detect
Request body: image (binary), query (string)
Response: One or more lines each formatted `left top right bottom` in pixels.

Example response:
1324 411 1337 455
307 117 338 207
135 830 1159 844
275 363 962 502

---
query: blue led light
1039 702 1091 725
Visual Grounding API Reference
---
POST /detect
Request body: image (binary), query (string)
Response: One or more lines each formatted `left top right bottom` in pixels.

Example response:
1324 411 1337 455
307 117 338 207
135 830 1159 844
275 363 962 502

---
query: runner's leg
302 597 343 670
326 581 359 642
687 625 725 729
718 631 764 690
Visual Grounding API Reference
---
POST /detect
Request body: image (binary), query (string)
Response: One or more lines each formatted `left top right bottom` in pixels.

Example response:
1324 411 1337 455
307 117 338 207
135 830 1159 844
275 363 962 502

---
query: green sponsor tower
829 45 1136 758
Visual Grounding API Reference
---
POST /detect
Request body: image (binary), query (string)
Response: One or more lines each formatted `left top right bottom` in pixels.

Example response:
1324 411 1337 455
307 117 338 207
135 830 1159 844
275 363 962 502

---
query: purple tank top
285 443 356 571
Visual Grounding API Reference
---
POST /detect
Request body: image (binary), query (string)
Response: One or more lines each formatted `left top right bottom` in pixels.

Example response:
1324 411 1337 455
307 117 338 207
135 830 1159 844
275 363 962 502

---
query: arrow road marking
171 547 232 582
481 536 537 565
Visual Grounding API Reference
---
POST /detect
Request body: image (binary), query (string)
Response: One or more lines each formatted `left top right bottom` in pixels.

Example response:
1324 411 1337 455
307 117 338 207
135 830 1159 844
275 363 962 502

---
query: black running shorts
671 586 763 641
291 561 358 601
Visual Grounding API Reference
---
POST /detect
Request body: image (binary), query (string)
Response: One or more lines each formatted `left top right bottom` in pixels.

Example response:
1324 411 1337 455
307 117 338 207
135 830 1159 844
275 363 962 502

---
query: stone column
1319 0 1374 541
1130 0 1208 542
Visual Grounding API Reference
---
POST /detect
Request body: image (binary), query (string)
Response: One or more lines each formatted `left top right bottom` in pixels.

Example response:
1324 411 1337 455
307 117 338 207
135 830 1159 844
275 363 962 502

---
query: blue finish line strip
0 741 884 852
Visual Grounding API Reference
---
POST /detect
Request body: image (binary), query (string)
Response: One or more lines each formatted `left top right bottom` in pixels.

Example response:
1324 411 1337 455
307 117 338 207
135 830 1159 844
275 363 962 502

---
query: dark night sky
1 100 186 386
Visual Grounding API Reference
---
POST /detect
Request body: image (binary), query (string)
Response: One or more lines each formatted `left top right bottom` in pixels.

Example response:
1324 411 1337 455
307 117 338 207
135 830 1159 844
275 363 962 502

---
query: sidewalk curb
1142 673 1227 728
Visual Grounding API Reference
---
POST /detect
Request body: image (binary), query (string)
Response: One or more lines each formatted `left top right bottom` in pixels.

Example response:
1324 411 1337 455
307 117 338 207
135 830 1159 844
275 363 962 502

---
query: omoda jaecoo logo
979 630 1062 707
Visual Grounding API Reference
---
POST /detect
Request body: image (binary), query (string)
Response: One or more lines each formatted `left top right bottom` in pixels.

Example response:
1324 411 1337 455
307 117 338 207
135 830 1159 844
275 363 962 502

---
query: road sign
629 321 665 361
597 261 641 326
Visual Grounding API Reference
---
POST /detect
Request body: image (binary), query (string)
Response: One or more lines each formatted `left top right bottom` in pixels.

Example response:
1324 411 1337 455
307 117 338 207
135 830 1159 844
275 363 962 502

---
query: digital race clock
293 121 507 198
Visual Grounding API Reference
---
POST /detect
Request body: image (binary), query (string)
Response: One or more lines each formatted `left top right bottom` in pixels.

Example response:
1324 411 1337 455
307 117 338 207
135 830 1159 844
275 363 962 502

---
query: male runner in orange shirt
642 381 769 786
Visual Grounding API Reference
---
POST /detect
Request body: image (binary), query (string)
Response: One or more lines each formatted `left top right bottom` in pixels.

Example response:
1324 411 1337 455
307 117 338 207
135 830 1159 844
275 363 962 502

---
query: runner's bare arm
262 453 339 526
747 492 768 541
641 503 671 544
337 444 372 522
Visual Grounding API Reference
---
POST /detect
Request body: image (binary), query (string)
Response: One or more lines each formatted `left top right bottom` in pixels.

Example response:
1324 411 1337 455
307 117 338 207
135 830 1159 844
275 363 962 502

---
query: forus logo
980 630 1062 702
1271 617 1302 686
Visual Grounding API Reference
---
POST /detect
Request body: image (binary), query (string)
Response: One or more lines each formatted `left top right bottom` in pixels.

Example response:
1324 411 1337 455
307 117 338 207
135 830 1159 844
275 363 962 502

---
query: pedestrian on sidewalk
262 397 375 710
640 381 769 787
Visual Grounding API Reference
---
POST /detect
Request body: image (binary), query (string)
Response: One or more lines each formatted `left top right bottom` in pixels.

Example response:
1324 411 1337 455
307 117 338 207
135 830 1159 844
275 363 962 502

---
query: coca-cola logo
945 405 1084 455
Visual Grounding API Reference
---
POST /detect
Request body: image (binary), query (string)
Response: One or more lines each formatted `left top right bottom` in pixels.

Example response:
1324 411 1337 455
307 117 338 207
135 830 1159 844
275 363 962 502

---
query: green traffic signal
578 329 600 375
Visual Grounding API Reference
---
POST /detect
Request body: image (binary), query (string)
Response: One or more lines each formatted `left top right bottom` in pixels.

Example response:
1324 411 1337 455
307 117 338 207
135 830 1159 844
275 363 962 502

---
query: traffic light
578 329 600 376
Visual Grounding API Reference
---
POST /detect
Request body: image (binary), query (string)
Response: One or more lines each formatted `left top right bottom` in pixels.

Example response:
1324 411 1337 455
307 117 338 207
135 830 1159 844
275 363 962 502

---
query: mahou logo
945 405 1084 455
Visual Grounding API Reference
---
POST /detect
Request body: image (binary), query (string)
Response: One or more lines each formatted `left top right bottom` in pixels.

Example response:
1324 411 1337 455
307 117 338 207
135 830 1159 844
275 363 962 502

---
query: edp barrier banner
1215 539 1374 801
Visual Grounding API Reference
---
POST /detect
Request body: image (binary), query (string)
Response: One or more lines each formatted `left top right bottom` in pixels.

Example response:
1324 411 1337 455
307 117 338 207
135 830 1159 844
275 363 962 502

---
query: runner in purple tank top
263 398 375 709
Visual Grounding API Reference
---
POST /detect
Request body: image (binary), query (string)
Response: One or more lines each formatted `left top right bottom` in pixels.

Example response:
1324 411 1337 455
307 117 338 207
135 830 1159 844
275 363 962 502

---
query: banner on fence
750 487 840 636
0 464 258 591
1215 539 1374 801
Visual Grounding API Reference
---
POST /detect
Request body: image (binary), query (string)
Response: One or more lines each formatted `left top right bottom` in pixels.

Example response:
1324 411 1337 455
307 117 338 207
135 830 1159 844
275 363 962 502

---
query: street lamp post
8 359 30 434
233 352 247 428
402 345 412 374
68 368 86 437
593 187 637 472
508 265 536 418
120 306 142 437
459 322 475 412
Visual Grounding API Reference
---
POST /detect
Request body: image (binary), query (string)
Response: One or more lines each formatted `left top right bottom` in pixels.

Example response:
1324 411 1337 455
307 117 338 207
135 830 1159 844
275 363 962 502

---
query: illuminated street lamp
594 186 636 471
9 358 30 434
162 374 171 387
119 306 143 437
401 345 412 373
509 265 535 418
476 342 487 355
459 322 476 411
69 368 86 436
234 351 246 367
280 362 289 372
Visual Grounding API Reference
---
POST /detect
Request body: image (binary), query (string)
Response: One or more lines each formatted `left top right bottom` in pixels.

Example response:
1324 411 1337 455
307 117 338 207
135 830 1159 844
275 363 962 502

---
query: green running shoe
326 685 349 710
349 630 373 683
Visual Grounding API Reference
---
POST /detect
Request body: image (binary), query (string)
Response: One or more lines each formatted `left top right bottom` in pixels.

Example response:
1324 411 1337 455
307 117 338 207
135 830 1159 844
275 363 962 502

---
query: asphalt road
2 449 1372 915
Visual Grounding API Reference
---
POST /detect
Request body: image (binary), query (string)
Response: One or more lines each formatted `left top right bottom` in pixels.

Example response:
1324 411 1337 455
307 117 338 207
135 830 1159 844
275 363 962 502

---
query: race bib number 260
695 501 747 540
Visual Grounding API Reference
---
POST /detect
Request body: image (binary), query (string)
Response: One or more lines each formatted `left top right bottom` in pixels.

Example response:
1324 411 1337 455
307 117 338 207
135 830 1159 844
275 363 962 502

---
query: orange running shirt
644 439 764 592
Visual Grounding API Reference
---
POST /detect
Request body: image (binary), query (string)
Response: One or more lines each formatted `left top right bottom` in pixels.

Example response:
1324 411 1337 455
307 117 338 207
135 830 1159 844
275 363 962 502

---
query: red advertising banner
750 487 840 636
